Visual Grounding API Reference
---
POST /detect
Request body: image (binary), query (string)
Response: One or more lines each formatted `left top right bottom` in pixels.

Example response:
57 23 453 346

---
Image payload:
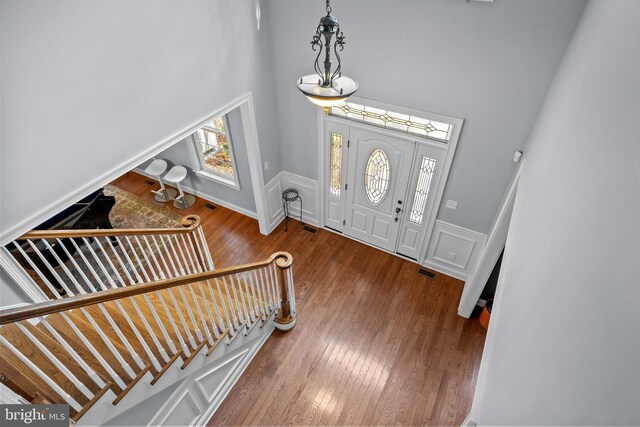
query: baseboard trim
133 170 258 220
422 259 469 282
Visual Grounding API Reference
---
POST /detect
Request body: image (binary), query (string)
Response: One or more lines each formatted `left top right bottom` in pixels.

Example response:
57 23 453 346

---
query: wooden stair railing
5 215 213 301
0 251 296 422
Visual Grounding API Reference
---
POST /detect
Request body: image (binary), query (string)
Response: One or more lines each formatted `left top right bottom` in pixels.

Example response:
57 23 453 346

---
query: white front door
343 127 415 252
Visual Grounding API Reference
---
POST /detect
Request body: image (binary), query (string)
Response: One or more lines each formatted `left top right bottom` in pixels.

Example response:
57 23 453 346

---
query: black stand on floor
282 189 302 231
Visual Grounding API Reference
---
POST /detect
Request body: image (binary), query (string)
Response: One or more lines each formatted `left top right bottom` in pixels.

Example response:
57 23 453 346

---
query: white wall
0 0 281 241
471 0 640 424
265 0 586 234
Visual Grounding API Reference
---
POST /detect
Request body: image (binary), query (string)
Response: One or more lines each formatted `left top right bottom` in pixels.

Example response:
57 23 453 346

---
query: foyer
112 171 486 426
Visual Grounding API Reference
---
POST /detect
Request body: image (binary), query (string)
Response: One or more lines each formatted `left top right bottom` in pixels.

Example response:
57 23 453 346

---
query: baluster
144 236 197 351
56 239 145 372
258 268 273 313
150 236 201 348
186 232 206 272
57 312 131 387
114 236 172 363
240 273 258 324
173 236 220 340
269 263 279 309
66 239 109 291
15 322 94 399
134 236 190 357
34 317 107 390
247 271 264 319
178 235 202 273
287 267 297 315
27 240 141 376
13 243 65 300
196 226 215 269
125 237 184 356
227 274 247 325
0 336 83 412
25 240 75 296
212 278 236 335
140 236 167 279
260 267 274 312
235 273 252 324
191 228 213 271
8 245 129 387
249 270 267 319
221 276 242 328
102 238 165 371
222 274 243 325
205 279 230 336
80 237 120 288
163 236 212 345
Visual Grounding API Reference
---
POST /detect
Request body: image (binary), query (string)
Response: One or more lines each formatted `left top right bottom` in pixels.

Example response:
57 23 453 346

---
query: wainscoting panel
423 220 487 281
194 349 250 403
157 390 201 427
265 172 284 233
264 171 320 232
281 172 320 227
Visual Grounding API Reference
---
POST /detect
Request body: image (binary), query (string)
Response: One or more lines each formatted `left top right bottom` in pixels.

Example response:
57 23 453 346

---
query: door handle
394 207 402 222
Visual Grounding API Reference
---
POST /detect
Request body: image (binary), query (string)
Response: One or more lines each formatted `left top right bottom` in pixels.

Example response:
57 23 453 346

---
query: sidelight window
409 156 437 224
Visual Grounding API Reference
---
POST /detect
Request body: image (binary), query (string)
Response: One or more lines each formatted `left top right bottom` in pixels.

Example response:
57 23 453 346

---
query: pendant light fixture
296 0 358 113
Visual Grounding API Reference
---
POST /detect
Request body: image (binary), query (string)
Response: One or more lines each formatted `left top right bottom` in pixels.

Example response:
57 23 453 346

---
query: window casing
187 114 241 190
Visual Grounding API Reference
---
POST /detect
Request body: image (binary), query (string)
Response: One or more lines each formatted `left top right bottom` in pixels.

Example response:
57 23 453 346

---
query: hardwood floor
110 171 486 426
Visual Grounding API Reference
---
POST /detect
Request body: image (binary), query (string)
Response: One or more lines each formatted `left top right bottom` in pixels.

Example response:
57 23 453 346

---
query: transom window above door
329 102 453 142
187 114 240 189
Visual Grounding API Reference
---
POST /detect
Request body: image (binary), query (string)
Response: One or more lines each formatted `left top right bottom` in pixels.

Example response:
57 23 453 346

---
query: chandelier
296 0 358 113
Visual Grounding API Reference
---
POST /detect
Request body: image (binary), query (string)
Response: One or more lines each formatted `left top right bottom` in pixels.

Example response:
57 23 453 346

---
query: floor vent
144 179 155 186
418 268 436 279
204 203 217 210
303 225 317 233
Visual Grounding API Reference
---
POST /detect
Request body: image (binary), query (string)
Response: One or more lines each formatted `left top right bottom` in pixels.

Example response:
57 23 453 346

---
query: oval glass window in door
364 149 390 205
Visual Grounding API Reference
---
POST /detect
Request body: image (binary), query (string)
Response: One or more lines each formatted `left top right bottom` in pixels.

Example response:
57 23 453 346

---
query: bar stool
145 159 177 203
164 165 196 209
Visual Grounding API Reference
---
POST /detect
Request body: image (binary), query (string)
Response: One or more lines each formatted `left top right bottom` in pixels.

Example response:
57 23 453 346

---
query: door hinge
343 219 346 226
347 140 350 148
345 183 348 190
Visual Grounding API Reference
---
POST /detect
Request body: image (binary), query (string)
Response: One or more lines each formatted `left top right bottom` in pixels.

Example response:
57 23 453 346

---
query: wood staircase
0 216 296 424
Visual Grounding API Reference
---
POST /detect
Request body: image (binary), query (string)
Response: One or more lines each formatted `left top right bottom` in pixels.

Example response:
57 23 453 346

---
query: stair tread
37 312 133 390
14 321 106 394
0 340 79 416
0 323 93 407
97 299 171 365
68 309 143 374
82 303 161 375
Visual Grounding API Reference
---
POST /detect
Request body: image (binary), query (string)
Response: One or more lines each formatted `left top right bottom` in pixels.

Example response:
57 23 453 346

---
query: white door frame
317 96 464 265
0 93 271 305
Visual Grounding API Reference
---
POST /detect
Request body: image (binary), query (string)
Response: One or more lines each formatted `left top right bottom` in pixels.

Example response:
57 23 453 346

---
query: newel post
274 255 297 331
